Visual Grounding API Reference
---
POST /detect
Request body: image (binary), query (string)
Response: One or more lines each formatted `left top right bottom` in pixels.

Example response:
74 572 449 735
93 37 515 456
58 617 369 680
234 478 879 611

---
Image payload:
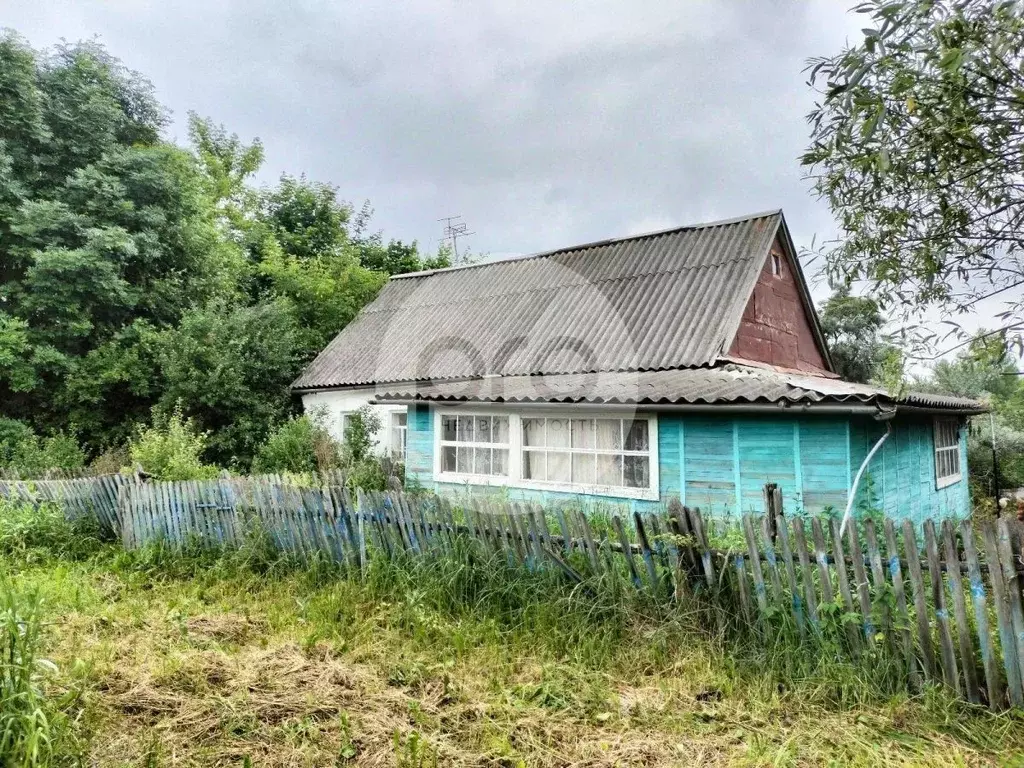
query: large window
934 418 962 488
522 417 650 489
434 410 657 499
439 413 510 477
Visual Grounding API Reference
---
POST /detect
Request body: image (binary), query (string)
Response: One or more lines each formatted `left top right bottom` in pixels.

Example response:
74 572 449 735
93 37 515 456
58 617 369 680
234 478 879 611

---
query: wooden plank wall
406 412 972 521
4 472 1024 711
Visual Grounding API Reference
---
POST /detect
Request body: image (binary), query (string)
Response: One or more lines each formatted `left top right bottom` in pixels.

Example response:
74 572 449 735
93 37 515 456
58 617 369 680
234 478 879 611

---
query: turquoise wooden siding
406 405 433 479
680 418 735 514
737 420 797 513
799 421 848 512
404 407 971 521
657 415 682 501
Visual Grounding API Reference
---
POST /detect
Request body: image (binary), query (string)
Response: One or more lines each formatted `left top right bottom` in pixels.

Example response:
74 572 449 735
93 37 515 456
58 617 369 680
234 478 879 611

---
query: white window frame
933 417 962 489
435 411 512 480
432 407 659 501
339 412 354 437
390 411 408 459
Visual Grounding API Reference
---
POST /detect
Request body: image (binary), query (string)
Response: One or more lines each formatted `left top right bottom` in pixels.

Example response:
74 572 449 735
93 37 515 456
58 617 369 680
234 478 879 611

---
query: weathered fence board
0 472 131 537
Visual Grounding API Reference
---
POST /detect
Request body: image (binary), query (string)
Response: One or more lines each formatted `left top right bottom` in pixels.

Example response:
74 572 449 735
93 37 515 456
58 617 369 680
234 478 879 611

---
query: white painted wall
301 387 407 457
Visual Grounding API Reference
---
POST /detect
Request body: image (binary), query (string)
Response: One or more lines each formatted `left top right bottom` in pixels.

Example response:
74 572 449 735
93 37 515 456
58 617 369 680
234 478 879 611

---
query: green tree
0 33 431 466
0 34 237 445
803 1 1024 335
350 202 451 275
153 301 301 467
923 330 1021 400
818 287 888 383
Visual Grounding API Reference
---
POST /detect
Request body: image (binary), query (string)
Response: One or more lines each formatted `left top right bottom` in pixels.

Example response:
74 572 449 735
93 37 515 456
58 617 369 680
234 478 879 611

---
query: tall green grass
0 501 1017 765
0 581 79 767
0 499 102 564
103 526 939 710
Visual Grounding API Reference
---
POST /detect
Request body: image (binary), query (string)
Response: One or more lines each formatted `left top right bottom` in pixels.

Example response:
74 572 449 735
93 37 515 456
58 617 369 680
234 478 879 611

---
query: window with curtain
934 418 961 488
439 414 510 477
522 416 650 489
434 409 657 498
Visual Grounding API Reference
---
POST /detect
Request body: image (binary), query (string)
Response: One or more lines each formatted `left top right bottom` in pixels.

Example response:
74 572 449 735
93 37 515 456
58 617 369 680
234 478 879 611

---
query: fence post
981 519 1024 708
355 490 367 578
688 507 716 590
941 519 981 704
923 520 960 694
882 519 917 691
958 520 1000 709
995 518 1024 694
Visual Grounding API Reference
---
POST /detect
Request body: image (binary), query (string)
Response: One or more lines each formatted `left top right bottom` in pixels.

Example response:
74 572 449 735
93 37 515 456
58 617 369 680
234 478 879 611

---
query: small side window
390 411 408 459
771 253 782 277
934 418 962 488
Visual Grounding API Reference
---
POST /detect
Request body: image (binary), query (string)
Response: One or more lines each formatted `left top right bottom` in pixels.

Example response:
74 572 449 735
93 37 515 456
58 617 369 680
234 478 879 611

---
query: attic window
771 253 782 277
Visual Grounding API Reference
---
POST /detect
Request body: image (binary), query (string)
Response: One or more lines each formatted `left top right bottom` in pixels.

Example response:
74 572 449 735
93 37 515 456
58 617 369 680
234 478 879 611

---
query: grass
1 502 1023 766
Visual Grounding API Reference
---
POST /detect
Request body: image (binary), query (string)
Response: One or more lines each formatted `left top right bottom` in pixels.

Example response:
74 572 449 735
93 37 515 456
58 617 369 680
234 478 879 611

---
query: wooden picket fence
0 472 132 536
0 466 102 480
3 470 1024 710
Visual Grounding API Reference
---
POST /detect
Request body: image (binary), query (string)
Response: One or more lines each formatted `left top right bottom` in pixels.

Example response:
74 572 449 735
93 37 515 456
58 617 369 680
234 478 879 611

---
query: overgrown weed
0 579 82 767
0 500 103 564
2 526 1022 765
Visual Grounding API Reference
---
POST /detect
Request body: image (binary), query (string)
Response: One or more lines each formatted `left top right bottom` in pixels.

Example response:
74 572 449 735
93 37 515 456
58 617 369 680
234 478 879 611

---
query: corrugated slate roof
372 365 986 413
292 211 784 390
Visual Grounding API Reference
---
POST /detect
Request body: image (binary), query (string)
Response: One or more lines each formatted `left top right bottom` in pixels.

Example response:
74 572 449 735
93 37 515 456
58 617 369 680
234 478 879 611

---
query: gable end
726 234 832 374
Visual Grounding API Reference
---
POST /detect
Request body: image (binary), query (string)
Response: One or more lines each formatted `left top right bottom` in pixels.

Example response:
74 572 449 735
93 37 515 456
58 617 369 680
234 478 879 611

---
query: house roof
292 210 811 390
372 365 986 415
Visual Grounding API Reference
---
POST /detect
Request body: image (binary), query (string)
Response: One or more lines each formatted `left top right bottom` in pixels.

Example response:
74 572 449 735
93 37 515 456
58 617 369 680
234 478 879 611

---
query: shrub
0 419 38 467
252 409 341 475
35 433 87 472
340 407 402 491
0 500 102 561
89 445 131 475
127 406 219 480
341 406 379 466
0 419 86 474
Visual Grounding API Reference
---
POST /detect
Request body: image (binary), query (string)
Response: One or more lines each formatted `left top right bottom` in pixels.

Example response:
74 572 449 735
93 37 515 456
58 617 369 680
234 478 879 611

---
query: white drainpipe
839 421 893 538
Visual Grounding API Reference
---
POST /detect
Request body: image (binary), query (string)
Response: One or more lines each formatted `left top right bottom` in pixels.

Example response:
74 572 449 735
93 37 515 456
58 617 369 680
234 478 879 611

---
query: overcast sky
8 2 859 255
9 1 1003 355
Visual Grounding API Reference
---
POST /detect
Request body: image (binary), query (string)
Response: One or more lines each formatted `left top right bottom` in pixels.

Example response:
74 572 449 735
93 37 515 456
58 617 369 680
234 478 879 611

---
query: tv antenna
438 215 474 262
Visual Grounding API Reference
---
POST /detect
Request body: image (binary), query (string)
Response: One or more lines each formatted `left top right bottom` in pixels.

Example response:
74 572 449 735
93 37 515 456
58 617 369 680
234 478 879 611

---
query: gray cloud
8 1 859 279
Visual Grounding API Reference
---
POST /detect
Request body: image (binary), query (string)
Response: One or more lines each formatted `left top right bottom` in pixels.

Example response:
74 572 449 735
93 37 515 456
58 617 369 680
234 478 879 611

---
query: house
292 211 984 521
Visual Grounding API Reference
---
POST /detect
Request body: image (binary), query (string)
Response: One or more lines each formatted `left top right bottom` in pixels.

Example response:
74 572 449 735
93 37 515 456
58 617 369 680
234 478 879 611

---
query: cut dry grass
3 531 1024 766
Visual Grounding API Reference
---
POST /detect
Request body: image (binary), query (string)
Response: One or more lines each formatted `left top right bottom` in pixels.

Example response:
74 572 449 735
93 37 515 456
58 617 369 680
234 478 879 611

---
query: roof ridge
391 209 783 281
365 254 761 314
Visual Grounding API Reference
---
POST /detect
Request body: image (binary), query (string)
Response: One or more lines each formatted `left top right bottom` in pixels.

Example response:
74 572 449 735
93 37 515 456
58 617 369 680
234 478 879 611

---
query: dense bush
0 419 86 474
252 410 341 475
341 407 402 491
0 500 102 561
126 407 219 480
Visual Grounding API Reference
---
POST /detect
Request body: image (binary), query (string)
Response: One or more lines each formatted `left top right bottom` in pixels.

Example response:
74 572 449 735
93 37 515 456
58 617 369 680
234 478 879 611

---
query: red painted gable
727 237 830 374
